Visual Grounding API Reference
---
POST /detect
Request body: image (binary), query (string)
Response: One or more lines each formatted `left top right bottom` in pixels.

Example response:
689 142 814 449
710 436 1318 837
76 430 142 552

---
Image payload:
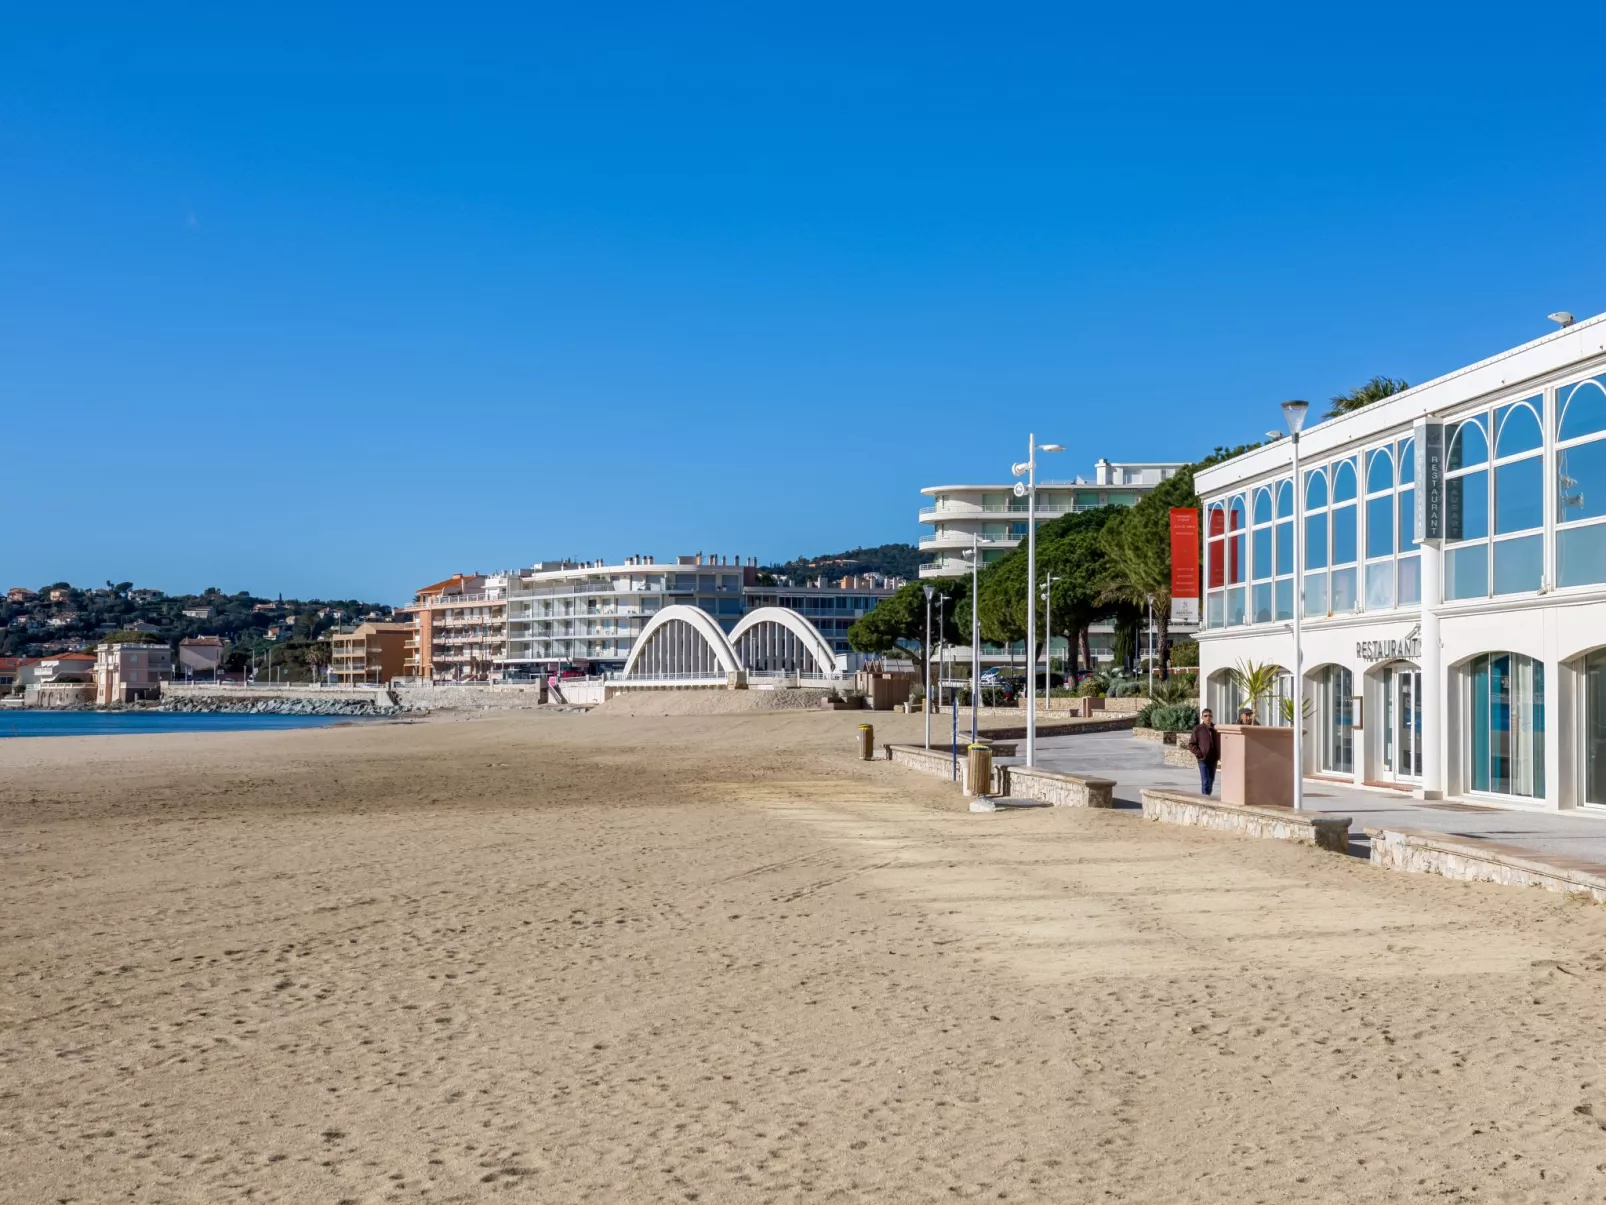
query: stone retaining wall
997 765 1116 808
1131 727 1182 744
1367 827 1606 902
1161 745 1196 769
885 743 966 783
1140 789 1351 853
391 684 546 711
977 716 1135 741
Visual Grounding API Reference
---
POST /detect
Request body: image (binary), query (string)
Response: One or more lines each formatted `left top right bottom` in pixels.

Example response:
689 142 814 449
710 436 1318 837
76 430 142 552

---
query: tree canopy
1326 376 1409 419
847 577 966 680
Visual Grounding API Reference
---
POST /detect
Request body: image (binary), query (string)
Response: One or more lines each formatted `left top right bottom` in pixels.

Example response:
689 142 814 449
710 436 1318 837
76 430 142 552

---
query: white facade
1196 313 1606 811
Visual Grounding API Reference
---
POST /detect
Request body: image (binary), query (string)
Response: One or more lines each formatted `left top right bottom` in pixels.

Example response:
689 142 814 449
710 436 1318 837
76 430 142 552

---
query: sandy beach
6 708 1606 1203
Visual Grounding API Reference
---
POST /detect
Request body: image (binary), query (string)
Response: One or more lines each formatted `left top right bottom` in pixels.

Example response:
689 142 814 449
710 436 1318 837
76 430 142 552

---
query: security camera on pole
1012 434 1063 767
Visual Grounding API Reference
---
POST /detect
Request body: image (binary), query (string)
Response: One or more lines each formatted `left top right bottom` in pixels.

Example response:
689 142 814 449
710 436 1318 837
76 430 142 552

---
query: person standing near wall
1189 708 1220 796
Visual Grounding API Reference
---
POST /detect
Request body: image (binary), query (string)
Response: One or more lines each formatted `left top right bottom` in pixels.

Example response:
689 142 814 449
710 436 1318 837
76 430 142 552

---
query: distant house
46 613 82 628
47 588 71 603
0 657 19 689
128 589 164 602
95 641 172 705
182 606 214 620
6 587 36 603
177 635 227 679
18 652 96 688
123 620 162 633
252 602 280 614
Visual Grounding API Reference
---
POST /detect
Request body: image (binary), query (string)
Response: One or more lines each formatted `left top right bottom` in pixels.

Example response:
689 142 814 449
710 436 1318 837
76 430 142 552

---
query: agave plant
1148 676 1195 705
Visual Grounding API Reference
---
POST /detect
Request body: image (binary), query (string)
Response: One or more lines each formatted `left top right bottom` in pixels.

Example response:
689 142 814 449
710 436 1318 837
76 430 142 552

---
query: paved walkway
1004 731 1606 865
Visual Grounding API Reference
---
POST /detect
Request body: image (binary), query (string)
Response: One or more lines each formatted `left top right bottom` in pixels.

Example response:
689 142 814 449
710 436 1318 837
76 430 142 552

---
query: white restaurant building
1196 314 1606 811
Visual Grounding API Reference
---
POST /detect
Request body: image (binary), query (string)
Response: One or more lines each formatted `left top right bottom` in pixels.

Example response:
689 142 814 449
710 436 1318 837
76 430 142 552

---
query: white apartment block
405 555 898 681
918 458 1187 669
918 459 1185 578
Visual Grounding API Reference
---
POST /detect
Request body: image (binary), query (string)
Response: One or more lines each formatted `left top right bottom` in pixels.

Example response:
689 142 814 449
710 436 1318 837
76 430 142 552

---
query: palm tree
1327 376 1409 419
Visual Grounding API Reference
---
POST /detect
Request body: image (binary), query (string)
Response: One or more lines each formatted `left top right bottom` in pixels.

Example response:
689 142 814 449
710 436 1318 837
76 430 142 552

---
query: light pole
1283 399 1310 811
1040 572 1059 714
1012 434 1063 766
923 585 935 749
936 592 947 722
964 536 980 743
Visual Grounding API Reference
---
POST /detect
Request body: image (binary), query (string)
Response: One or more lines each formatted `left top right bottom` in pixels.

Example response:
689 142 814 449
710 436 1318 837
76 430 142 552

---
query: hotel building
402 556 897 680
1195 313 1606 811
918 458 1189 667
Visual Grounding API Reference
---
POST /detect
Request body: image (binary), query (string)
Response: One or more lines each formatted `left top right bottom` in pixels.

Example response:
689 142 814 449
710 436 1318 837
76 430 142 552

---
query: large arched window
1364 447 1395 609
1205 501 1226 628
1493 399 1544 595
1467 652 1545 798
1330 458 1359 612
1557 375 1606 588
1275 479 1294 620
1445 416 1491 599
1304 468 1329 616
1251 486 1274 623
1227 495 1247 624
1397 436 1421 605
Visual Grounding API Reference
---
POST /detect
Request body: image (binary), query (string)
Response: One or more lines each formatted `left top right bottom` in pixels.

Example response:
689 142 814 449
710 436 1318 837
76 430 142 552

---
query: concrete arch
622 605 741 679
728 607 838 675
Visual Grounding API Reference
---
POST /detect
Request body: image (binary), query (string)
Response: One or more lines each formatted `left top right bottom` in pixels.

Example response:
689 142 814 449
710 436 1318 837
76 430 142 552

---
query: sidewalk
1011 731 1606 867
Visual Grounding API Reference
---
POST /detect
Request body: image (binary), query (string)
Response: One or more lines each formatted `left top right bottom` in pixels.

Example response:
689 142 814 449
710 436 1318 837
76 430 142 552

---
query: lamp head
1549 311 1575 329
1281 399 1310 434
923 586 935 601
1038 443 1064 453
1011 462 1029 478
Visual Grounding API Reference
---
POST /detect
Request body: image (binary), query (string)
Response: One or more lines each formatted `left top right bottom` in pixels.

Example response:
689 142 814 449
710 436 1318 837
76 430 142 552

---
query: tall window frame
1556 375 1606 588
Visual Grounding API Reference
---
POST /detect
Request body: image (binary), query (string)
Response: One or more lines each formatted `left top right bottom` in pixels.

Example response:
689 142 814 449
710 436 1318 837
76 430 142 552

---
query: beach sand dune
6 710 1606 1203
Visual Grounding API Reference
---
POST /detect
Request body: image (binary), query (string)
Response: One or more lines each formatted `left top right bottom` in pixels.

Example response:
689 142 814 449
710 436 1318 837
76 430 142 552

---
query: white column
1418 544 1444 801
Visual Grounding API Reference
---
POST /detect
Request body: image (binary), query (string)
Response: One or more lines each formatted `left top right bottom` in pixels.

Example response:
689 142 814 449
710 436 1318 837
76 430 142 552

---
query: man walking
1190 708 1220 796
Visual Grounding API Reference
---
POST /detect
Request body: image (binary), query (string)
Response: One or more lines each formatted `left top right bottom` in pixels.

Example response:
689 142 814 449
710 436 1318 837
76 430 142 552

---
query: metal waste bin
857 723 875 761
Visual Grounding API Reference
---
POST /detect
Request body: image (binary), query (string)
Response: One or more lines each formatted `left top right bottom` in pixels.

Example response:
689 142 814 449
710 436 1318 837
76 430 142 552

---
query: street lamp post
965 536 980 743
923 585 935 749
1282 399 1310 811
1012 434 1063 767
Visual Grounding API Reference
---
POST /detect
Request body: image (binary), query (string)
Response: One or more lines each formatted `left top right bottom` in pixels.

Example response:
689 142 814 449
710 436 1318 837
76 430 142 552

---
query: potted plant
1218 660 1295 807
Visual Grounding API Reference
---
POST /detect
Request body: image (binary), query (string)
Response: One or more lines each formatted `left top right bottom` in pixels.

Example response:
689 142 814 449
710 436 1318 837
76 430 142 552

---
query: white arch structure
728 607 838 676
623 605 742 679
621 604 839 680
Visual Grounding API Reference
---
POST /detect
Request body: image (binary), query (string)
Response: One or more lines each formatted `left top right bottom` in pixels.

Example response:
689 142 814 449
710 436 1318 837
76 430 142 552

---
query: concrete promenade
1009 731 1606 867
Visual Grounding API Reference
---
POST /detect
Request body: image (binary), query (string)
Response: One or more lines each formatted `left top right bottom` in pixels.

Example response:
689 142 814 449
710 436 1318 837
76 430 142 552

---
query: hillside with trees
762 543 921 583
1 582 393 679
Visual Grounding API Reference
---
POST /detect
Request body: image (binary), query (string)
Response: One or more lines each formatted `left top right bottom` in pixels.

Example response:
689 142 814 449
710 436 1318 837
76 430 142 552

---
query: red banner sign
1170 508 1200 600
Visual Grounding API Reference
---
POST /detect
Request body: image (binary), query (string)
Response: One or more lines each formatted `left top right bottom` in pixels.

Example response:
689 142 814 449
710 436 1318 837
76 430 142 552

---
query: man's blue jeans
1198 760 1217 796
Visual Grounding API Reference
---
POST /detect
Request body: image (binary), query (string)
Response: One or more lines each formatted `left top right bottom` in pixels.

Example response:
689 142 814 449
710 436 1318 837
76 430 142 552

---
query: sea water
0 711 356 738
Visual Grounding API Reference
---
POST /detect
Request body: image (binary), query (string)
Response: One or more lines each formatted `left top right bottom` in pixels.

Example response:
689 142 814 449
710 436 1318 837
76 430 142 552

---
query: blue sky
7 3 1606 603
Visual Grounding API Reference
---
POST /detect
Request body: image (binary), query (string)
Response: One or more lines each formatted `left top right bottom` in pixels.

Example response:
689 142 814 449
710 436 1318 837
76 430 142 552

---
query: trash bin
964 742 993 797
857 723 874 761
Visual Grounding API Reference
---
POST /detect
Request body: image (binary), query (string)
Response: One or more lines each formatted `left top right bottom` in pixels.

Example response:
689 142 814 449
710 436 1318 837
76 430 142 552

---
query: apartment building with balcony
918 458 1185 578
330 621 411 684
399 555 897 681
918 458 1188 669
398 573 509 681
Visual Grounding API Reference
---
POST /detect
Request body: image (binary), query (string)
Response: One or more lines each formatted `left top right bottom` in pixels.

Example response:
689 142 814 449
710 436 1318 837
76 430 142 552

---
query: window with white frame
1330 458 1359 612
1445 399 1544 600
1359 436 1420 612
1304 468 1329 616
1227 495 1247 624
1274 479 1294 620
1251 486 1273 622
1557 375 1606 587
1204 496 1247 628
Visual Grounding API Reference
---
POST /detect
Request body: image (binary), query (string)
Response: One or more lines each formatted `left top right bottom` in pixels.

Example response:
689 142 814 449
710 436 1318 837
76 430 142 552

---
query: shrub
1169 640 1199 668
1134 702 1157 729
1149 676 1196 705
1076 677 1103 698
1149 704 1199 733
1108 677 1148 698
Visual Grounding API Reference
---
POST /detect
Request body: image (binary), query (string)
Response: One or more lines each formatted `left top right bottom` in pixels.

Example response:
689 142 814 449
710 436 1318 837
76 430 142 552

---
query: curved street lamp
1012 434 1063 766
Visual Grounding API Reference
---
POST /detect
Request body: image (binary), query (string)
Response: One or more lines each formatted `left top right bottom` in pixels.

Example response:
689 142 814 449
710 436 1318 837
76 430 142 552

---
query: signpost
1169 508 1201 624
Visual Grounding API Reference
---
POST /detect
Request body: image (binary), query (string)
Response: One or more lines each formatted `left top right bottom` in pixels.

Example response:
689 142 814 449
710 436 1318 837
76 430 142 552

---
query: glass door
1381 665 1422 781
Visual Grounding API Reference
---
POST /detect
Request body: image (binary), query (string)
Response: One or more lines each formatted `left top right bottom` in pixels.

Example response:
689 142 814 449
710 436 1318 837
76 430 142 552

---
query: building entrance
1380 663 1422 782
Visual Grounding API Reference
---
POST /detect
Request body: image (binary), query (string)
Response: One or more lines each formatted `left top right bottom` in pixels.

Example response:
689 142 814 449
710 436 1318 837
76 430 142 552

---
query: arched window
1205 502 1226 628
1445 415 1492 600
1365 447 1396 610
1558 376 1606 588
1397 436 1420 605
1467 652 1545 798
1492 399 1544 596
1251 487 1274 623
1227 496 1247 624
1304 468 1329 616
1274 479 1294 619
1330 459 1359 612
